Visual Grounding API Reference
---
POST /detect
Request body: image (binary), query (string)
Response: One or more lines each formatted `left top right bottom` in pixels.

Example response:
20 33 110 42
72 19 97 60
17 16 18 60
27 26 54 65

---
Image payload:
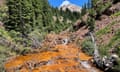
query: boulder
109 2 120 14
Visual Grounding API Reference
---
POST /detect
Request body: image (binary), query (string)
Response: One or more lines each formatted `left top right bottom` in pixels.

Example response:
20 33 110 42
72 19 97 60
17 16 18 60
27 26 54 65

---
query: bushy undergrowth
0 45 10 72
112 11 120 16
0 5 8 22
81 37 94 56
0 28 32 71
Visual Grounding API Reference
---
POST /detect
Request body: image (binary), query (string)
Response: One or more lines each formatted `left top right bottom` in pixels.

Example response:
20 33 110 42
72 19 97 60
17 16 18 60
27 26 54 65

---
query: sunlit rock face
59 0 82 13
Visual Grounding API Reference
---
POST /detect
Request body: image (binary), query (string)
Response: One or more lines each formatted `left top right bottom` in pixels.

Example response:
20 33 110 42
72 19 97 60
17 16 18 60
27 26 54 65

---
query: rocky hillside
81 0 120 71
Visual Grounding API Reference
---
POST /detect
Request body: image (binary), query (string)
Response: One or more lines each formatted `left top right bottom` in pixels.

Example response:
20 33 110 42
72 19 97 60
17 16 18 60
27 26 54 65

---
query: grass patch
98 45 109 57
98 29 120 55
96 21 116 37
107 29 120 47
111 11 120 17
81 37 94 56
98 29 120 71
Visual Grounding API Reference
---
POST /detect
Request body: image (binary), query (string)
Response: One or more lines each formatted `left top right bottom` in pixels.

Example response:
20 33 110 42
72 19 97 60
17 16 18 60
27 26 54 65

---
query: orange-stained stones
79 51 92 61
19 67 29 72
5 52 59 69
4 44 92 72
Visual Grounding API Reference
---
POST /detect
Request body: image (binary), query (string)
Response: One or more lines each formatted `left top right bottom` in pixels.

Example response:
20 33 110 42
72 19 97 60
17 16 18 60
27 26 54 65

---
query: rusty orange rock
4 44 92 72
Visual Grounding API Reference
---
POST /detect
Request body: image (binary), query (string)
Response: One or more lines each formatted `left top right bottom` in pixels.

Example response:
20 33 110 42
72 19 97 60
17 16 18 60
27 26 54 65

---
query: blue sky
48 0 89 8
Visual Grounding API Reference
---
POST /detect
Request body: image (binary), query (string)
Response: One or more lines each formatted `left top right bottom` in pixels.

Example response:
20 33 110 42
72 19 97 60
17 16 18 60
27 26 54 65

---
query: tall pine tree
6 0 34 36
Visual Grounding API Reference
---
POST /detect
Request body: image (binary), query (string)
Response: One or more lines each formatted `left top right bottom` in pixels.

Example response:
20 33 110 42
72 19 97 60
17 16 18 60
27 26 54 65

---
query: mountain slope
59 0 82 12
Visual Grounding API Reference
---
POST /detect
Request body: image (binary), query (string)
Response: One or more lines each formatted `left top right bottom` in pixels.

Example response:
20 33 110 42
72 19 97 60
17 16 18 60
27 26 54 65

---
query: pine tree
5 0 80 35
81 3 87 16
6 0 33 36
87 17 95 32
87 0 91 9
31 0 43 30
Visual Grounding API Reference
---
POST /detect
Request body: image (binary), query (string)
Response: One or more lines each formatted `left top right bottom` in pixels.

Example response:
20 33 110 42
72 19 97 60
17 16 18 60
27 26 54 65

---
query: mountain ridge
59 0 82 12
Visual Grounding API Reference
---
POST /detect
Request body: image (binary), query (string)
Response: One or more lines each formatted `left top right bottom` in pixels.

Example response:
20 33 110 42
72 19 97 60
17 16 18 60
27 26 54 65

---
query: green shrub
0 28 12 41
0 5 8 22
81 37 94 55
87 17 95 32
28 29 46 48
0 46 11 72
98 45 109 56
112 11 120 16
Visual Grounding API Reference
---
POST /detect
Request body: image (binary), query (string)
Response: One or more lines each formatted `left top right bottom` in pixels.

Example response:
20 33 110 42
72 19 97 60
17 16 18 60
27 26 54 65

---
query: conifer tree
81 4 87 16
6 0 33 36
87 17 95 32
32 0 43 30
